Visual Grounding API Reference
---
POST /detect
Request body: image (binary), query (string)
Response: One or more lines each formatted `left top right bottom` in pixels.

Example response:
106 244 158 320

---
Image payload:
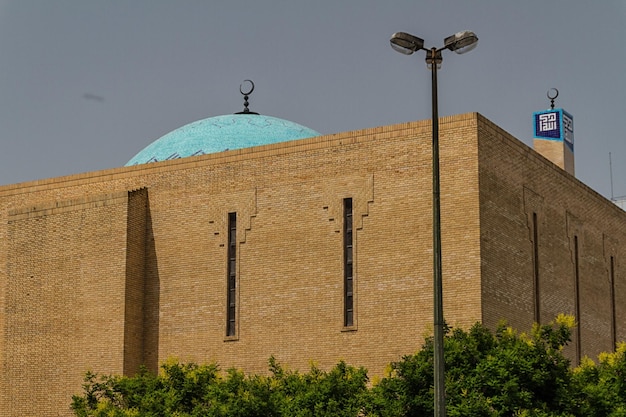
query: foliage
571 343 626 417
71 357 369 417
365 315 575 417
72 317 626 417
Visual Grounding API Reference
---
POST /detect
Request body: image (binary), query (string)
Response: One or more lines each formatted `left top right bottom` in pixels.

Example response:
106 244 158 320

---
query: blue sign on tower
533 108 574 151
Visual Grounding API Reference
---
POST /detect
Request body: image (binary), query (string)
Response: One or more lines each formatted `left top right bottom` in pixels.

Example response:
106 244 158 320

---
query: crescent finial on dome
236 80 259 115
124 81 321 166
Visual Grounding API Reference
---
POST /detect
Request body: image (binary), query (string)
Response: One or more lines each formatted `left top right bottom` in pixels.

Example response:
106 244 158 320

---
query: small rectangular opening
226 212 237 337
343 198 354 327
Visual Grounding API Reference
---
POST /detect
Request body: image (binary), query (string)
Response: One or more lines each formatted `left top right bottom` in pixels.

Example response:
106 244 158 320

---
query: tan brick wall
533 138 575 175
0 112 622 415
478 115 626 363
124 188 149 375
2 193 132 416
125 113 483 377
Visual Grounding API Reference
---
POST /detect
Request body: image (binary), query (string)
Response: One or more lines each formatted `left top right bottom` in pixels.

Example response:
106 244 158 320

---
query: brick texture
0 113 623 416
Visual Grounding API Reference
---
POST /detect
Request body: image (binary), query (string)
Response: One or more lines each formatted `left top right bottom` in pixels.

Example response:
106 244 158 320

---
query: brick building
0 111 624 416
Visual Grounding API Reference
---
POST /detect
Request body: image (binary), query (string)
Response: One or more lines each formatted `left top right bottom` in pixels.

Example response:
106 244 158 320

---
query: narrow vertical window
532 213 541 323
610 256 617 351
574 235 581 363
226 212 237 337
343 198 354 327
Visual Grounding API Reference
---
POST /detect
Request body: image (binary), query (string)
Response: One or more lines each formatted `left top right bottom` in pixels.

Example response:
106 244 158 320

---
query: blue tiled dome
125 114 320 166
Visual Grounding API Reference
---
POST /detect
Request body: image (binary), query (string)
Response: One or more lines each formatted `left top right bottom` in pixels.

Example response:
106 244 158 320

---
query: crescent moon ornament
547 88 559 109
240 79 255 96
547 88 559 100
235 80 259 114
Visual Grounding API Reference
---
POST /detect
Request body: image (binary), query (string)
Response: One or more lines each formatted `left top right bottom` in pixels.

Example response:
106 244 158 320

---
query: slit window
574 235 581 364
344 198 354 327
532 212 540 323
227 212 237 337
610 255 617 351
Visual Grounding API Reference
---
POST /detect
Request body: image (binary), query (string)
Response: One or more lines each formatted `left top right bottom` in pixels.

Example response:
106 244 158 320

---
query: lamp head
444 30 478 54
390 32 425 55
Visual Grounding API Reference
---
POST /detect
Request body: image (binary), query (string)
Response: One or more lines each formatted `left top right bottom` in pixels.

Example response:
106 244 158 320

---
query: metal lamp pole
428 46 446 417
390 31 478 417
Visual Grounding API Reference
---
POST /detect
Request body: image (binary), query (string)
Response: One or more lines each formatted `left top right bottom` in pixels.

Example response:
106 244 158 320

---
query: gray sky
0 1 624 199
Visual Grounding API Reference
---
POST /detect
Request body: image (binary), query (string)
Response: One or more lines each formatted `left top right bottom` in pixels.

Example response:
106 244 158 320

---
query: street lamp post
390 30 478 417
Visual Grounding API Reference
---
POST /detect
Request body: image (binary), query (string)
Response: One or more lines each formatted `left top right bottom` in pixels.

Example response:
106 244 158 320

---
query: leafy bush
72 316 626 417
71 358 369 417
365 315 575 417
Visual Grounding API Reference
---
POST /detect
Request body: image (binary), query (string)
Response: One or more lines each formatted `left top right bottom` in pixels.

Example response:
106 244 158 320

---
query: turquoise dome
125 114 320 166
